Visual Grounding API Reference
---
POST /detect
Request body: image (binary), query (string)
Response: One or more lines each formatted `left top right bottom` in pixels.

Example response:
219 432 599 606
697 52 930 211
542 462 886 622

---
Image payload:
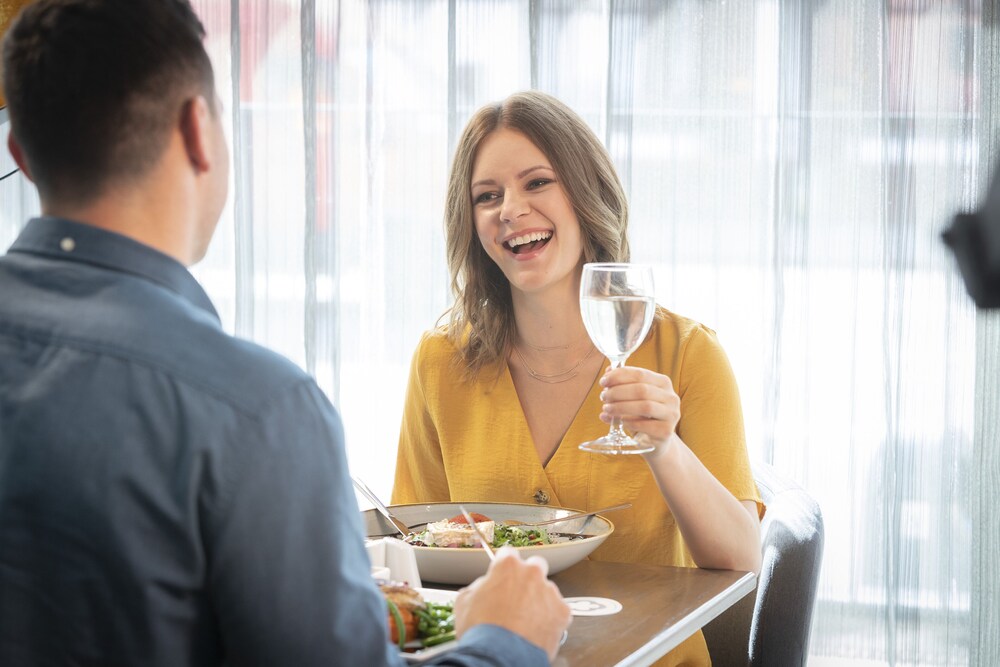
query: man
0 1 570 665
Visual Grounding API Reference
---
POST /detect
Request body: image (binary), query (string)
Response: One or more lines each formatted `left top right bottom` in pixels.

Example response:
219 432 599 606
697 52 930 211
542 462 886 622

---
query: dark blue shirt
0 217 546 667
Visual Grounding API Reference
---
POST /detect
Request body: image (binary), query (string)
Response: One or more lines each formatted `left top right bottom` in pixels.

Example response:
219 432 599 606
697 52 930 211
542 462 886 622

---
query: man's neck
42 179 197 266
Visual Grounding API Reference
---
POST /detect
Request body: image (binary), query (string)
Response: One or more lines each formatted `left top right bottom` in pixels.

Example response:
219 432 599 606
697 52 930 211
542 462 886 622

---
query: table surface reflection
476 559 754 667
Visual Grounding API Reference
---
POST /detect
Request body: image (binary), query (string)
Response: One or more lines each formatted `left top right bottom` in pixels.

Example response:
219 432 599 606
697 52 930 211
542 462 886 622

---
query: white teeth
506 231 552 248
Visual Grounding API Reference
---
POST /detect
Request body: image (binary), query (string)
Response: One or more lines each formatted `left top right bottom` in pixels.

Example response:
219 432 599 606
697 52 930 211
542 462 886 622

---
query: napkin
366 537 422 588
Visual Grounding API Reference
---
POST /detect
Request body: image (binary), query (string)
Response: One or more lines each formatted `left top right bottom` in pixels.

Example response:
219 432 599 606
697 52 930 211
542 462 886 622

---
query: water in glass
579 263 656 455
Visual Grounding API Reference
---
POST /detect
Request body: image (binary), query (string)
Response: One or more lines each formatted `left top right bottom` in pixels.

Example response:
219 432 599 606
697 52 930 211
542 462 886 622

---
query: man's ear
179 95 213 174
7 131 35 183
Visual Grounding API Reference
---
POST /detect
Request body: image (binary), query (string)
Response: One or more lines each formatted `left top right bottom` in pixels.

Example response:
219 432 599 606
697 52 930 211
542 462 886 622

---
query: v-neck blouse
392 307 762 562
392 308 762 666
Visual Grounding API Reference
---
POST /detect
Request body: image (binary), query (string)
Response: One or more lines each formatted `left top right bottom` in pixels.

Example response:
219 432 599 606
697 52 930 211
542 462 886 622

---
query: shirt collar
7 216 220 322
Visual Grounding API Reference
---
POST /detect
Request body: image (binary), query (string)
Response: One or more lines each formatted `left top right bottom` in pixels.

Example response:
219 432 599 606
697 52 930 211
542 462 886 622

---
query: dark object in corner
943 160 1000 309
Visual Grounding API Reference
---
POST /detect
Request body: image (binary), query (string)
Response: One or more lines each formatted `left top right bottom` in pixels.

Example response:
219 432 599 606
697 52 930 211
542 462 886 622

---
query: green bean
385 598 406 650
412 601 456 647
422 631 457 647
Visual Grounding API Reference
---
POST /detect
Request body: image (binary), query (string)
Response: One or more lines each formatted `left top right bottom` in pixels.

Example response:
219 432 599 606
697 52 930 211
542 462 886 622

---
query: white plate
400 588 458 664
362 501 614 585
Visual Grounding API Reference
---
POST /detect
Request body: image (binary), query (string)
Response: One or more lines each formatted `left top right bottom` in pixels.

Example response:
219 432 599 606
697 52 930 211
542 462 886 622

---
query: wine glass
579 263 656 455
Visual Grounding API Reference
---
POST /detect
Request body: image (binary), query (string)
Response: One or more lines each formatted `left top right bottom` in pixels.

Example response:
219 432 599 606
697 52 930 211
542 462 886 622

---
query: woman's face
469 127 584 298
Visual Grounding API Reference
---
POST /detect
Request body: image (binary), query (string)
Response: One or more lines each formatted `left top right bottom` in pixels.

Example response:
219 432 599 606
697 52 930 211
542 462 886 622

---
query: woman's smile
502 229 553 259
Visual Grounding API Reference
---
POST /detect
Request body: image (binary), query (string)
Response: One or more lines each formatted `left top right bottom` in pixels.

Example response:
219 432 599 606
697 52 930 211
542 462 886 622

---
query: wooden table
547 560 755 667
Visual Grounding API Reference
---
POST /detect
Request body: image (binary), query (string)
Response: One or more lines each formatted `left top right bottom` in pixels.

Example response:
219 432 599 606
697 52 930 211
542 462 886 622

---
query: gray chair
703 461 824 666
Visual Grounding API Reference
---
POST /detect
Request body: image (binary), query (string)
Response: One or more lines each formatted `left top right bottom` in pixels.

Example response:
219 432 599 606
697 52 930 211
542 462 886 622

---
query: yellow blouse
392 308 763 666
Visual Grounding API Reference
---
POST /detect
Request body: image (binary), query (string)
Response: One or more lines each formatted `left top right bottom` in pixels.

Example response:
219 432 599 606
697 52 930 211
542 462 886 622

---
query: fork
504 503 631 529
458 505 496 561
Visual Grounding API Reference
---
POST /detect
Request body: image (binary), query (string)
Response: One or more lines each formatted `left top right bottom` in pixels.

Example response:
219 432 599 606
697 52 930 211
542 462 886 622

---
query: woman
392 91 762 666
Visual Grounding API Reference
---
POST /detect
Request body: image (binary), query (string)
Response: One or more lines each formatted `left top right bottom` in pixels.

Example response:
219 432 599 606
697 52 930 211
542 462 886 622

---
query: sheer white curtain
2 0 998 664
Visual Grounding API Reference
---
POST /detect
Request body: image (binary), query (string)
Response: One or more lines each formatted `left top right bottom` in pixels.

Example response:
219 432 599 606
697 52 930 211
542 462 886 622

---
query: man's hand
453 546 571 661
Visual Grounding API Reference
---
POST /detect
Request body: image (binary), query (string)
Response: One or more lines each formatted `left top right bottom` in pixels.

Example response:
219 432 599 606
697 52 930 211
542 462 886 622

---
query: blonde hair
444 91 630 381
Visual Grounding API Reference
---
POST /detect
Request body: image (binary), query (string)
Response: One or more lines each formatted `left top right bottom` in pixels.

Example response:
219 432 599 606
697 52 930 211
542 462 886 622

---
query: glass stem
608 358 628 440
609 416 628 439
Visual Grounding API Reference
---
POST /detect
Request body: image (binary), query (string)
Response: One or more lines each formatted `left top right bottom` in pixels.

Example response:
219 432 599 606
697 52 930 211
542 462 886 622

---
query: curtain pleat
301 0 318 377
972 6 1000 667
605 0 639 196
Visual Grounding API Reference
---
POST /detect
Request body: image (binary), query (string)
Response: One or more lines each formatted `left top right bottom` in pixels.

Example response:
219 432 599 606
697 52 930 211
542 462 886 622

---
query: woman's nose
499 190 530 224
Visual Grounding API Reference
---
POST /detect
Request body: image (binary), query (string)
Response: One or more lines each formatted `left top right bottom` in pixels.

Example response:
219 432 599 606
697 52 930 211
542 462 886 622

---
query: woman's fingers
599 372 676 416
600 366 671 390
599 367 680 439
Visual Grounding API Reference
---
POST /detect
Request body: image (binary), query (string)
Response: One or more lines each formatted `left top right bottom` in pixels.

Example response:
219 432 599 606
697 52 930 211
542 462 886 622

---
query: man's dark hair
1 0 216 204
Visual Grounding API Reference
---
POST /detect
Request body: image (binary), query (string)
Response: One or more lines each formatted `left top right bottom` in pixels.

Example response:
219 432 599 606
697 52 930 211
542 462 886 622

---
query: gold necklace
513 343 597 384
519 331 592 352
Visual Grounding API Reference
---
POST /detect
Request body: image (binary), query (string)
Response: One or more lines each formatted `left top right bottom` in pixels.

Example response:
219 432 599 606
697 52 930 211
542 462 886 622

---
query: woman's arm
641 432 761 572
599 366 762 573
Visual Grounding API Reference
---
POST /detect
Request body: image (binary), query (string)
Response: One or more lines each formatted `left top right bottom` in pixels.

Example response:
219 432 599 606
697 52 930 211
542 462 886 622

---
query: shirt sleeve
392 333 451 505
205 378 545 667
675 325 765 519
206 378 398 666
433 625 548 666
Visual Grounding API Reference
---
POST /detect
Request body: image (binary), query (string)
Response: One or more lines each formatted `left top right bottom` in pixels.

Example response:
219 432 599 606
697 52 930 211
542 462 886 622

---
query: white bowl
361 501 614 585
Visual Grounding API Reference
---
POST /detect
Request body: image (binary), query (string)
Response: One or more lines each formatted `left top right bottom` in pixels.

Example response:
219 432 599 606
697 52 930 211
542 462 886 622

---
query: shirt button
533 489 549 505
60 237 76 252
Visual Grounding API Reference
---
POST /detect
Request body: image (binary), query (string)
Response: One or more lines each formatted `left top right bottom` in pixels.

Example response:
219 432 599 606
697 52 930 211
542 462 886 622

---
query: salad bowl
361 501 615 585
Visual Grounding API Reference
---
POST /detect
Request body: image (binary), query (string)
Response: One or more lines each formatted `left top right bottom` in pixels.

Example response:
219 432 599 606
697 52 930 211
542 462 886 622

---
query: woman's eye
474 192 499 204
527 178 552 189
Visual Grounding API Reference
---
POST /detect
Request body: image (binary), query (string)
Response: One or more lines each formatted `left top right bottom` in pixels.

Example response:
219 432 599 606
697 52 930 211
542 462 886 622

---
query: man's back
0 217 394 665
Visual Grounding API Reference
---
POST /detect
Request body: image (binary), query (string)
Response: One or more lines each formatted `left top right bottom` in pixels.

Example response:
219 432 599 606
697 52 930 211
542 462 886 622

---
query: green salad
491 524 551 547
405 516 554 548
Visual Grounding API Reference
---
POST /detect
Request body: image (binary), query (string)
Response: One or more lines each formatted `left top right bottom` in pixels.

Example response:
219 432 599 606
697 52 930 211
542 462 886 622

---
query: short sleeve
392 332 451 505
675 325 764 519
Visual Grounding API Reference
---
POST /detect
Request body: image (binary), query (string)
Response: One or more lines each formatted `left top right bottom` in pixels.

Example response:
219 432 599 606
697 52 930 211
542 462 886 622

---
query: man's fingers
523 554 550 577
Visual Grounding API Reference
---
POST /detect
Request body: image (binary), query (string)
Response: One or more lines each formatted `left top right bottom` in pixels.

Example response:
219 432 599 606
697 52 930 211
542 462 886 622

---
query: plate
362 501 614 585
400 588 458 664
398 587 569 662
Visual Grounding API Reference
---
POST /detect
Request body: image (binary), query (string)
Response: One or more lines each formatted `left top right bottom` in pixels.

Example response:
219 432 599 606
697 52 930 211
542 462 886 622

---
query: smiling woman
392 91 764 667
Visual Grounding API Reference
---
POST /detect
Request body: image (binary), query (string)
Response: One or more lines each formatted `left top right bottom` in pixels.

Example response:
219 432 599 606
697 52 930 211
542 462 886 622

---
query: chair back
703 461 824 666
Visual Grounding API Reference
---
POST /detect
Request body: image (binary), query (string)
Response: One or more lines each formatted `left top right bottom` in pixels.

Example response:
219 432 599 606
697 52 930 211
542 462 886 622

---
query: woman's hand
599 366 680 452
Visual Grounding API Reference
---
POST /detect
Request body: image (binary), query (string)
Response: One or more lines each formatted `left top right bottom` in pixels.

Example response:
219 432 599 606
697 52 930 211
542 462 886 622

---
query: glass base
579 434 654 455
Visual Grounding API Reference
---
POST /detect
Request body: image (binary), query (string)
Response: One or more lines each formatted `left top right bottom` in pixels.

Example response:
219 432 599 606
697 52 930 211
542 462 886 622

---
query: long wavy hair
444 91 630 381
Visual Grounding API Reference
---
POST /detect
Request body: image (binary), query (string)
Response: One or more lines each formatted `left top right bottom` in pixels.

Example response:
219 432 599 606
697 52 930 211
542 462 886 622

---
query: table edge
613 571 757 667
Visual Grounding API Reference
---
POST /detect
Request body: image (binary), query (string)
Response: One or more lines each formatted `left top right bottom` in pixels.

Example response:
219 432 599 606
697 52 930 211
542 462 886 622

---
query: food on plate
426 514 495 547
404 512 553 548
380 582 422 648
378 581 456 650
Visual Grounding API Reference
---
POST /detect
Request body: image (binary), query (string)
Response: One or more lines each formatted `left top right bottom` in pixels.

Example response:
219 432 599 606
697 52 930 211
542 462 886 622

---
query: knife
352 476 409 537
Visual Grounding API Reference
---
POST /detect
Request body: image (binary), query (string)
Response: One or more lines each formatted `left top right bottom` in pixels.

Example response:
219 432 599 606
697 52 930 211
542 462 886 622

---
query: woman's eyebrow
517 165 551 178
471 165 552 190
